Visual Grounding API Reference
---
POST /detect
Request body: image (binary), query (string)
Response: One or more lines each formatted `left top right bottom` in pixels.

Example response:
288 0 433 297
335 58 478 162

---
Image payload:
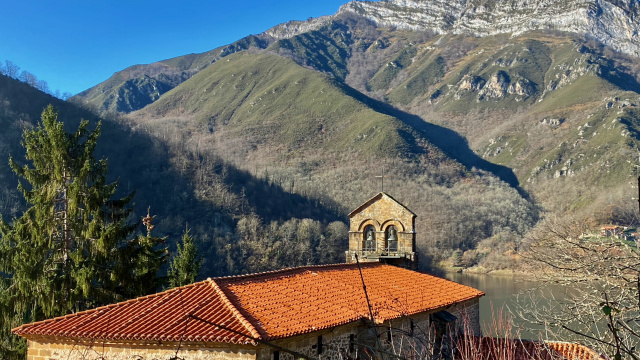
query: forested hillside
130 51 539 272
0 75 352 276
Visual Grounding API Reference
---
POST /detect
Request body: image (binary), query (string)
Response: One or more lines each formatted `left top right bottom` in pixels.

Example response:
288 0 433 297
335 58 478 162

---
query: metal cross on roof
375 167 391 192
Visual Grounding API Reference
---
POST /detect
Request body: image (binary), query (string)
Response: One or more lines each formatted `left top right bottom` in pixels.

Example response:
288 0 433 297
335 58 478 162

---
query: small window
410 319 415 336
317 335 323 355
273 351 280 360
349 334 355 353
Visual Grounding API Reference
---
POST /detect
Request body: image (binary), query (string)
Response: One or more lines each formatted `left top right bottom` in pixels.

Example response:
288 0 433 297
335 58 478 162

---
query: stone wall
257 324 359 360
347 193 417 268
24 336 256 360
383 298 481 358
256 298 480 360
450 298 481 336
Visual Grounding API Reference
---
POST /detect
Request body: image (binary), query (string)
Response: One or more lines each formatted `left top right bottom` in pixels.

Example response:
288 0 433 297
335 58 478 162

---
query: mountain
67 0 640 272
137 53 424 158
76 0 640 113
129 49 539 272
342 0 640 56
72 35 274 114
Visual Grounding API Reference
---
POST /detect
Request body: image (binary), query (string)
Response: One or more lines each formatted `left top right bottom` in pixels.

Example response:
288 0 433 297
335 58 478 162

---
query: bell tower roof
348 192 417 218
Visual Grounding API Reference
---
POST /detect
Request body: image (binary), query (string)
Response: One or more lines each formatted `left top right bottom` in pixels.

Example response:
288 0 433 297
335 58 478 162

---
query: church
11 193 599 360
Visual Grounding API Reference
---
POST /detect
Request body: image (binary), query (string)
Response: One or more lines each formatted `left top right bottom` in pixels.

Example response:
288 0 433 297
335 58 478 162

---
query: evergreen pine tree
168 227 202 288
0 272 25 360
0 105 166 359
114 210 168 298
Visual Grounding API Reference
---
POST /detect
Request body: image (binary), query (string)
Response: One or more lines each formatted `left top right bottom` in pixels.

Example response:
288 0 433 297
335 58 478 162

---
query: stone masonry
257 298 480 360
24 336 256 360
346 193 418 269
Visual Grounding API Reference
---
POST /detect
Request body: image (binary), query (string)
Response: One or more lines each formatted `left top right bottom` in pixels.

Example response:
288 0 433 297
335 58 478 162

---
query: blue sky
0 0 352 95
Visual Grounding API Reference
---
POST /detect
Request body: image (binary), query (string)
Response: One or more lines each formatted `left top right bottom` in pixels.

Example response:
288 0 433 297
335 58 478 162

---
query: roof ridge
214 262 381 282
12 281 205 334
348 192 416 218
207 279 263 342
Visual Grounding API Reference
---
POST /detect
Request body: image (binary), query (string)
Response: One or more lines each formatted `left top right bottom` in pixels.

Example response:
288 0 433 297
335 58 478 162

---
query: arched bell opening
385 225 398 252
363 225 376 251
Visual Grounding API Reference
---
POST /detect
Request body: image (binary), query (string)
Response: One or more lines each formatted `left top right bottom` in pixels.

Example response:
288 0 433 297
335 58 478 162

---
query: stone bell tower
345 192 418 269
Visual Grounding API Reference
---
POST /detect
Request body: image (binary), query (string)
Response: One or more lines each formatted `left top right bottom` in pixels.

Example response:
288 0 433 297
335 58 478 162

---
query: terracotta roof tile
13 280 257 344
13 263 483 344
461 338 604 360
546 342 604 360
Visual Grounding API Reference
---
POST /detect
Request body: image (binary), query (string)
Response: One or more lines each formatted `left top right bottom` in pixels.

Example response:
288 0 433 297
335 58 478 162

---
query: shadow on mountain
274 21 351 81
99 120 346 270
399 113 521 188
0 76 234 240
102 120 345 274
602 69 640 93
0 74 345 277
335 80 522 189
102 121 342 221
579 45 640 93
216 163 345 223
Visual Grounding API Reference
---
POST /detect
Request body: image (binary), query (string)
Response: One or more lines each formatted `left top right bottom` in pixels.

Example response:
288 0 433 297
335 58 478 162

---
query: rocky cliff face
264 16 334 39
341 0 640 56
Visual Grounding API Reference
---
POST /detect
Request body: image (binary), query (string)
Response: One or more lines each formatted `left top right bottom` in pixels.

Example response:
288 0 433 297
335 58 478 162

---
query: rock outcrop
340 0 640 56
263 16 334 39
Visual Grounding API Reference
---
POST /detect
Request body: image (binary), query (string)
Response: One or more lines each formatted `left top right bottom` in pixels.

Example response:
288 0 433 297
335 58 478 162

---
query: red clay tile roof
11 280 258 344
546 342 604 360
463 338 604 360
13 263 483 344
600 225 619 230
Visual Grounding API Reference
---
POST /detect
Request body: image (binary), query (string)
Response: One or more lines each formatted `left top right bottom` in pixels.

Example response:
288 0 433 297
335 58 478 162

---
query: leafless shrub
519 215 640 359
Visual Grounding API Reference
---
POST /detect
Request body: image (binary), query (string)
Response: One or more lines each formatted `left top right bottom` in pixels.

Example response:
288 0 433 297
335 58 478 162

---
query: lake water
445 272 555 340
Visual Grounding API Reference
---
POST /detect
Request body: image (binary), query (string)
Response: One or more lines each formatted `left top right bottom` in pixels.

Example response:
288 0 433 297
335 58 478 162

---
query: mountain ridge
342 0 640 56
71 35 275 113
74 0 640 115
